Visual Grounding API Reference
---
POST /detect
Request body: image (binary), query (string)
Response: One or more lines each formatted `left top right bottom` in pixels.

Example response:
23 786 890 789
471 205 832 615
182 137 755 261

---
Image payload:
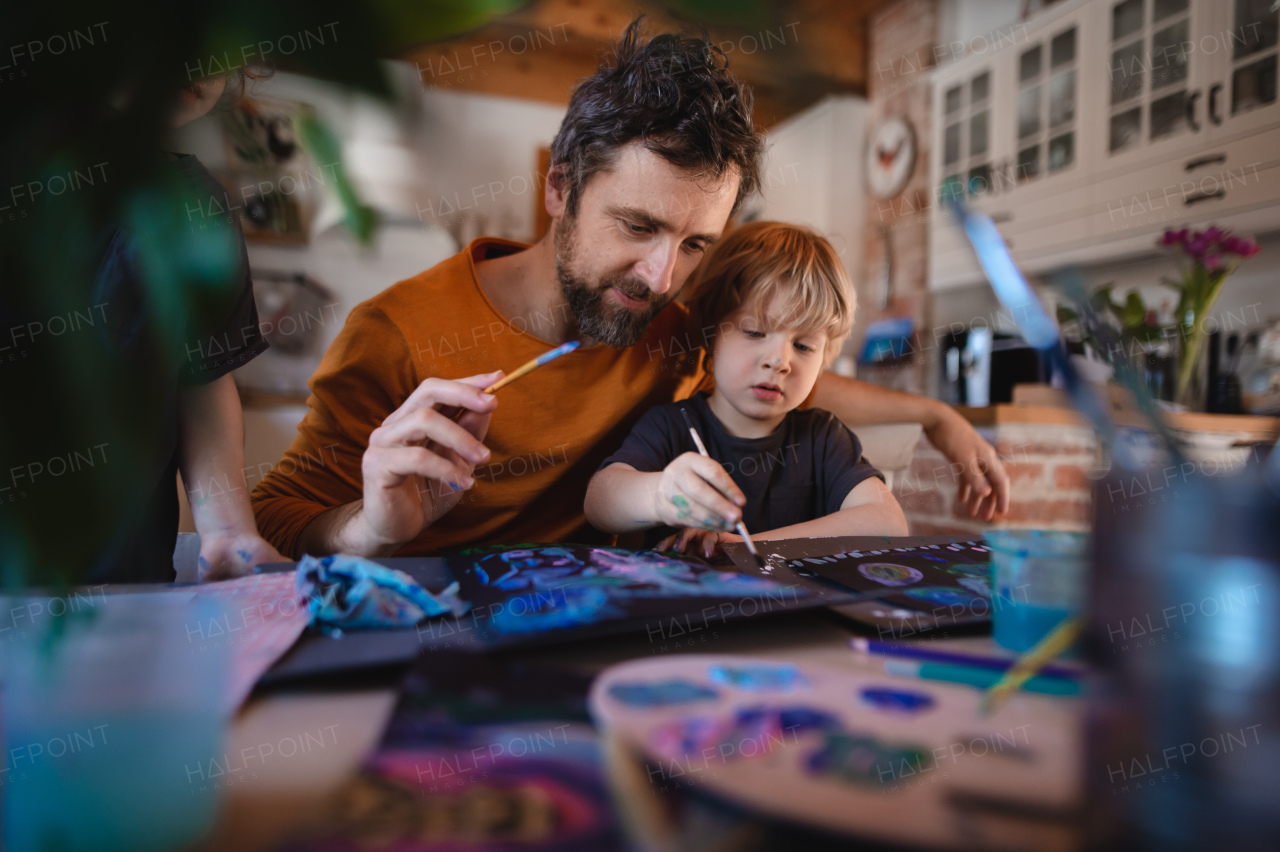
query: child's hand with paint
656 526 742 559
652 451 746 535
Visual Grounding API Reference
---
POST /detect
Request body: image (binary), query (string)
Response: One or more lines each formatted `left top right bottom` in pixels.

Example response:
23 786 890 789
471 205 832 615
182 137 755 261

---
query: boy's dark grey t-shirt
599 393 884 548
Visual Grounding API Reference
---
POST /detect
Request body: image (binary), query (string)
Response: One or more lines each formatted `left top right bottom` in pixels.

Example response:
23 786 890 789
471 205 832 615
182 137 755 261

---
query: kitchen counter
956 385 1280 443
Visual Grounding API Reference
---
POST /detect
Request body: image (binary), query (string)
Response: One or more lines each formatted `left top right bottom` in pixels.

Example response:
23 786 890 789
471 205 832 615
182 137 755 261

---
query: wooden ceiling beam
397 0 894 129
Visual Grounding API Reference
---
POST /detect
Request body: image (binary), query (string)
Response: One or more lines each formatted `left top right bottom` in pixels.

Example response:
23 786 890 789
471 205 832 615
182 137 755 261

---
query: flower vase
1158 226 1261 411
1176 325 1210 411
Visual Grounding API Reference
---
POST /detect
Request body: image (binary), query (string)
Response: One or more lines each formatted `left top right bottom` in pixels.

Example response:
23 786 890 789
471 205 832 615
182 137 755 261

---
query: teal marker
884 659 1082 697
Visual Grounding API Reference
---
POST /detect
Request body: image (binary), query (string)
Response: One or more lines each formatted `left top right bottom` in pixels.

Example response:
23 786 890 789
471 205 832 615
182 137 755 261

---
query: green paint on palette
805 731 932 787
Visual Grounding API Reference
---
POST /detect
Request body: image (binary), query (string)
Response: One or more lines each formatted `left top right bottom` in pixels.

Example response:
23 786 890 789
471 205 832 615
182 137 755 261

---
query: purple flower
1235 237 1261 258
1161 225 1260 263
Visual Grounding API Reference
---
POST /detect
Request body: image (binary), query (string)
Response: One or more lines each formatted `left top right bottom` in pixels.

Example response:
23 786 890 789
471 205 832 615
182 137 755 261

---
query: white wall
750 95 870 372
415 87 565 244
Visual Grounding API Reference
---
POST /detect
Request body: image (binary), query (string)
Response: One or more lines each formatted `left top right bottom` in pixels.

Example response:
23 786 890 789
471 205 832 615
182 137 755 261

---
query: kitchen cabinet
928 0 1280 291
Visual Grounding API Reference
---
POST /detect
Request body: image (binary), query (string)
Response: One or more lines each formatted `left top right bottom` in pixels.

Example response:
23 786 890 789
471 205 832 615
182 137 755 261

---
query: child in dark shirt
585 221 908 558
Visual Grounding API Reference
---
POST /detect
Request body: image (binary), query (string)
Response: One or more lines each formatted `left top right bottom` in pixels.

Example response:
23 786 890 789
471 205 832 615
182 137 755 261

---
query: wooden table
198 610 1084 851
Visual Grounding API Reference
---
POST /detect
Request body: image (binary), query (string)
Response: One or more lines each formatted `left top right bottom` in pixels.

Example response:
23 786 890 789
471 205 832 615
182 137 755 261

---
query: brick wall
859 0 940 396
894 423 1097 535
892 419 1273 535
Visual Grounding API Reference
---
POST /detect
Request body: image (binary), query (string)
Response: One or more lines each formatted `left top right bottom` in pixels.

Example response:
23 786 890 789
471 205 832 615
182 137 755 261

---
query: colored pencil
980 616 1084 713
850 637 1081 679
450 341 579 420
680 408 759 557
884 660 1081 697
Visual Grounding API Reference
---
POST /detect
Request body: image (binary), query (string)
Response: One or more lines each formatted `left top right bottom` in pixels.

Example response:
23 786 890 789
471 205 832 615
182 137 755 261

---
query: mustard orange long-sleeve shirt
251 238 708 557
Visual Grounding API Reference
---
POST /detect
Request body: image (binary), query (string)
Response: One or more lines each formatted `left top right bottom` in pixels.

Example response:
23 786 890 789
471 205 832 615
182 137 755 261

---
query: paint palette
589 654 1082 850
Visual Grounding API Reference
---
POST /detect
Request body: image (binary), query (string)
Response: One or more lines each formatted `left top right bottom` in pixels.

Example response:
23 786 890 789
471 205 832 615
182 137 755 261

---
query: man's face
552 143 739 348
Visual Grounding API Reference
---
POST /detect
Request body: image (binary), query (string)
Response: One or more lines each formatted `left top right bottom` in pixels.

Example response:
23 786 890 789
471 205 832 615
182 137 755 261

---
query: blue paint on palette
860 687 935 714
652 704 841 760
608 680 720 707
708 663 807 693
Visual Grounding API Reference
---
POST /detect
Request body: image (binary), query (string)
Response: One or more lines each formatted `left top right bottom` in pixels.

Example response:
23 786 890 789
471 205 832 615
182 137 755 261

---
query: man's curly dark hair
549 17 763 218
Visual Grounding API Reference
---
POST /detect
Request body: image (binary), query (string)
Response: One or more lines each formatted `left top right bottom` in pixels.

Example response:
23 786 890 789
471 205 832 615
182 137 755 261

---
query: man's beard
554 214 672 349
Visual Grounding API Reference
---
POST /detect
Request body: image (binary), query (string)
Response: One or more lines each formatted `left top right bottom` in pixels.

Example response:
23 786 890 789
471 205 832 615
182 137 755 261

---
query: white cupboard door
1205 0 1280 142
1094 0 1219 178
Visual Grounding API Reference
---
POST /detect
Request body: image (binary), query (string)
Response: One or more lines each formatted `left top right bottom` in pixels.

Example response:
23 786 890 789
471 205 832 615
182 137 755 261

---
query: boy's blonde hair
687 220 856 366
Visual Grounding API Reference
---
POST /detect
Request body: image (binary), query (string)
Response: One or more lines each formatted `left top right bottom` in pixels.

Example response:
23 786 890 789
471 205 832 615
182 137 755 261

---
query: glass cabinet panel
1049 69 1077 127
1151 19 1190 90
1016 25 1077 180
1230 0 1279 115
1114 0 1144 40
1106 0 1195 153
1019 86 1042 138
939 68 994 197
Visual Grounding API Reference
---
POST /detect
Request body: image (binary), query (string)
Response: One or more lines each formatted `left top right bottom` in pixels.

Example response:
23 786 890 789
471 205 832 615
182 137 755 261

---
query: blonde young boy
584 221 908 558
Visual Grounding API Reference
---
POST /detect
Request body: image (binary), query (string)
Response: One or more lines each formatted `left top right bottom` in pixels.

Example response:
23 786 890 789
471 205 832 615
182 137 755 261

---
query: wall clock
866 115 916 200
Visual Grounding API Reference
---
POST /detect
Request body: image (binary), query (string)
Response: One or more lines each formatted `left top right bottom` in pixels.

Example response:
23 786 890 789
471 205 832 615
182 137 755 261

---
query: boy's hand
656 528 742 560
198 533 285 581
653 452 745 533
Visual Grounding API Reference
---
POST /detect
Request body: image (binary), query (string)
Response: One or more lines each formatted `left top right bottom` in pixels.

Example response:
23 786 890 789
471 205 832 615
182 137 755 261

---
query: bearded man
250 22 1007 559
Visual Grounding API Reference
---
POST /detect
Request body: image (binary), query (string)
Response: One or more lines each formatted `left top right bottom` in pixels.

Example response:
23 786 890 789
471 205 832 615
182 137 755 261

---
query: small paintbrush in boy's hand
680 407 759 558
449 341 580 421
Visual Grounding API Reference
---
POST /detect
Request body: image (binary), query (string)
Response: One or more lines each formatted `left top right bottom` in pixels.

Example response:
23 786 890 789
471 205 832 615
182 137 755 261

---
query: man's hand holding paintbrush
316 370 504 558
298 343 584 559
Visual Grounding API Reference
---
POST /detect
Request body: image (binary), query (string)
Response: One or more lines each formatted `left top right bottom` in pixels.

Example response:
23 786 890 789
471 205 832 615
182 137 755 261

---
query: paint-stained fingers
678 469 741 530
686 455 746 508
654 528 694 553
666 529 694 555
370 407 490 466
363 445 475 491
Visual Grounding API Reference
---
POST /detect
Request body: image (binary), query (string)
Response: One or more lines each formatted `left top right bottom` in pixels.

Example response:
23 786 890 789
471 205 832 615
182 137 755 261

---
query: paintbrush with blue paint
679 407 760 559
449 340 580 421
946 193 1183 472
